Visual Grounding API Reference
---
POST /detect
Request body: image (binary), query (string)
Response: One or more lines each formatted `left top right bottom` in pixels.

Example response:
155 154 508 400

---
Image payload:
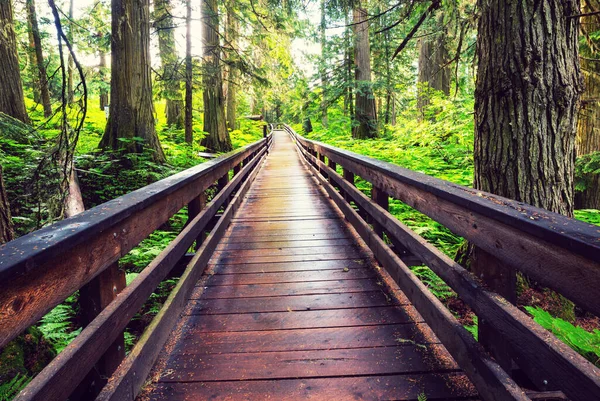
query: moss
0 327 56 383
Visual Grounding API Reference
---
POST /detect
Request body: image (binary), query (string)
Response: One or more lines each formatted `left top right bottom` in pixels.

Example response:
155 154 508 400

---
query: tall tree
99 50 109 110
100 0 166 162
155 0 184 128
225 2 238 131
352 3 377 139
576 0 600 209
320 0 328 127
417 12 450 118
200 0 231 151
0 0 30 123
474 0 582 217
26 0 53 118
184 0 193 143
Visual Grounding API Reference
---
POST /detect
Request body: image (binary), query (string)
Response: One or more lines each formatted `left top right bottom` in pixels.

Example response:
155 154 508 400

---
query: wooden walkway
144 131 477 400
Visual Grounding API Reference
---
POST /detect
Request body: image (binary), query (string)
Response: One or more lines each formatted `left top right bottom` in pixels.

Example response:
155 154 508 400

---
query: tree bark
0 165 14 244
100 0 165 162
26 19 41 104
576 0 600 209
417 13 450 119
99 50 109 111
26 0 52 118
200 0 231 152
155 0 184 128
352 5 377 139
0 0 30 124
474 0 582 217
320 0 328 127
225 3 238 131
184 0 193 144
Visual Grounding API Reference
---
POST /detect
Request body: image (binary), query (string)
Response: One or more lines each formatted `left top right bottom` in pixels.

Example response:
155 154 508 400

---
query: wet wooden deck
144 131 477 400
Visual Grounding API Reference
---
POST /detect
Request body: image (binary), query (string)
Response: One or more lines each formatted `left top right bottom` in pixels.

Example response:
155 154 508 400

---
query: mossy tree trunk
473 0 583 323
26 0 52 118
67 0 74 104
417 13 450 119
576 0 600 209
320 0 328 128
99 50 109 111
200 0 231 152
155 0 184 128
0 0 30 124
352 4 377 139
100 0 165 162
0 165 14 244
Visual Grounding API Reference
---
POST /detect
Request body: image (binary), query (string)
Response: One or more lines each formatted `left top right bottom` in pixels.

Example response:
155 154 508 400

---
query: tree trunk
320 0 328 127
0 165 14 244
26 0 52 118
352 5 377 139
225 3 238 131
99 51 109 110
0 0 30 124
100 0 165 162
475 0 582 217
417 13 450 119
155 0 184 128
27 20 41 104
473 0 583 325
576 0 600 209
200 0 231 152
184 0 193 144
67 0 74 104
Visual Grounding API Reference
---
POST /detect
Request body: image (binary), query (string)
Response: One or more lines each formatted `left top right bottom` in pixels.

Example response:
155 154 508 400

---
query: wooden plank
149 372 477 401
212 244 363 259
93 147 269 401
202 279 382 298
221 233 352 243
215 238 354 250
208 252 366 266
174 323 437 355
295 140 528 401
159 345 459 382
210 258 368 274
188 291 394 315
184 306 419 332
315 153 600 400
205 267 376 286
13 146 269 401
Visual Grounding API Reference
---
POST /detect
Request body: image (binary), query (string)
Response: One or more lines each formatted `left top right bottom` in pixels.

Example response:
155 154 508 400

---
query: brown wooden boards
142 130 477 401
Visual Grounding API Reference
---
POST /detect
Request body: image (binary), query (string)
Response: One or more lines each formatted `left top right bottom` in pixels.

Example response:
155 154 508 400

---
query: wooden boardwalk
145 131 477 400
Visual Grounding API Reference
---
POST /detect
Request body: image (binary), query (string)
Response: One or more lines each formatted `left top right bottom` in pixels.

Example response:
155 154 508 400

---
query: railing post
75 262 126 399
327 159 337 187
318 153 327 179
233 162 241 177
473 250 516 374
263 124 267 138
218 172 230 208
371 186 389 238
188 190 207 249
342 168 354 203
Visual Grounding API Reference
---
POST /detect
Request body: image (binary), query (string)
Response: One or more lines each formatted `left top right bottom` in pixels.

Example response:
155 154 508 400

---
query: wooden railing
0 133 272 401
286 124 600 401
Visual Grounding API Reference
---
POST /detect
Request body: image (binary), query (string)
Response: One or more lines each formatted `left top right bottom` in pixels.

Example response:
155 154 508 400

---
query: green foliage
525 306 600 367
38 295 81 354
575 151 600 192
410 266 455 301
0 374 31 401
417 393 427 401
463 315 478 341
575 209 600 226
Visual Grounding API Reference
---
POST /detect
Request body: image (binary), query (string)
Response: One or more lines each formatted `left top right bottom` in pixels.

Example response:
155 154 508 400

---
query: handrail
2 133 271 400
286 124 600 401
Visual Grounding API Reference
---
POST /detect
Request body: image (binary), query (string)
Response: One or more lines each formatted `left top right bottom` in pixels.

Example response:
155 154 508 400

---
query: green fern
38 297 81 354
417 392 427 401
0 374 31 401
